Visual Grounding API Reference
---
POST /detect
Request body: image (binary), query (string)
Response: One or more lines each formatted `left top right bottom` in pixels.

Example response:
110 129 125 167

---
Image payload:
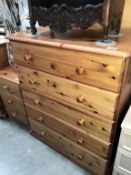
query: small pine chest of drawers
0 66 28 125
113 106 131 175
8 27 131 175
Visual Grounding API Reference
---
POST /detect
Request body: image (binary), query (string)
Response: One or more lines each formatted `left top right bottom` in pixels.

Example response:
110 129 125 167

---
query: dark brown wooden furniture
0 42 9 67
28 0 125 37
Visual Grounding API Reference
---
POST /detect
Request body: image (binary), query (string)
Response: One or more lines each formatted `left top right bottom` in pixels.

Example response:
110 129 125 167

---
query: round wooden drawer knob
77 119 85 126
24 55 32 61
77 138 84 145
3 85 9 90
76 67 85 75
8 99 13 104
29 79 34 85
77 155 83 160
76 96 85 103
12 112 16 117
33 99 41 105
37 117 44 122
40 131 46 137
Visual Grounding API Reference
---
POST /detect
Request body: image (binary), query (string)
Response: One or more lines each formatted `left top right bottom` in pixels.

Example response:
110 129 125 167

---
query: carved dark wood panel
28 0 125 38
32 4 103 34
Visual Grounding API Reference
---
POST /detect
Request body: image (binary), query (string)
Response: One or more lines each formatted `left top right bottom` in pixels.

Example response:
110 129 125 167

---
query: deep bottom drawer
29 118 107 175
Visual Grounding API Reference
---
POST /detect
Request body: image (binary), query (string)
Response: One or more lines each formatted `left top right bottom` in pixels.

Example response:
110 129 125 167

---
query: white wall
18 0 30 31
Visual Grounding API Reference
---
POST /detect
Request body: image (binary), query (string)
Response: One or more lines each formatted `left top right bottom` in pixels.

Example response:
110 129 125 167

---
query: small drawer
0 67 21 98
17 65 119 121
114 148 131 175
23 89 114 142
0 92 28 124
26 103 111 158
29 118 107 175
11 41 125 92
119 130 131 153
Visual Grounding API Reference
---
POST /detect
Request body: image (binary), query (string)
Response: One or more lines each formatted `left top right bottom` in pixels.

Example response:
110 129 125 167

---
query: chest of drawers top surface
7 26 131 56
0 66 19 83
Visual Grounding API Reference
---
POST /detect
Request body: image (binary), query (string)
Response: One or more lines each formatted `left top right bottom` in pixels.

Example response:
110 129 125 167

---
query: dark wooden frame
28 0 125 38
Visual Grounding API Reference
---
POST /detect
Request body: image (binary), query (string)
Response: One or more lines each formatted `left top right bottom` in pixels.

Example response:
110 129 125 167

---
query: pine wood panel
30 118 107 175
0 92 28 124
0 44 8 67
23 88 114 142
17 65 119 120
11 41 125 92
7 27 131 58
0 67 21 98
26 103 111 158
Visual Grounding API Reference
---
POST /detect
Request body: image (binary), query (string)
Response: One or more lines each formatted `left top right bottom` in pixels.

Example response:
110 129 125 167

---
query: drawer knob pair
76 67 85 75
24 55 32 62
77 119 85 126
77 138 84 145
12 112 16 117
2 85 9 90
8 99 13 104
76 96 85 103
33 99 41 105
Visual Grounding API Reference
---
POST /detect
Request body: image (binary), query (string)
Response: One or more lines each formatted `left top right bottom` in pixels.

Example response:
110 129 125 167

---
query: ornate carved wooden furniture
8 26 131 175
28 0 125 37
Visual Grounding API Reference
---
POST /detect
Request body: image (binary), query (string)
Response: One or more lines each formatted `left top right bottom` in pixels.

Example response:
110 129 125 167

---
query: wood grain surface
30 118 108 175
11 41 125 92
16 65 119 120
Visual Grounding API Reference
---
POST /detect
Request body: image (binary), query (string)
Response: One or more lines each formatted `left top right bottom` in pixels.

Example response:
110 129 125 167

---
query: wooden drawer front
29 118 107 175
11 42 124 93
0 92 28 124
17 65 118 120
26 104 110 158
23 89 114 142
0 78 21 98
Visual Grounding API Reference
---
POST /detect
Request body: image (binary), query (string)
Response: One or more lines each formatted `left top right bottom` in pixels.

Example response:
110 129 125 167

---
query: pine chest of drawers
0 66 28 124
8 27 131 175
